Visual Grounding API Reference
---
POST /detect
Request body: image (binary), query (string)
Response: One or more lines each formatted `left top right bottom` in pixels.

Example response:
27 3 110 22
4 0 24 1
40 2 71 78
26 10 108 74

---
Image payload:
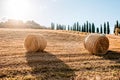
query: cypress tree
51 22 55 30
96 27 99 33
79 25 81 32
86 21 89 32
71 26 73 31
58 24 61 30
68 25 70 31
56 24 58 30
114 20 119 33
89 23 91 33
59 24 63 30
60 24 62 30
82 25 84 32
63 25 66 30
107 22 110 34
116 20 119 28
77 22 79 31
100 24 103 34
83 23 86 32
114 25 116 33
119 24 120 28
104 22 106 34
73 23 76 31
92 23 95 33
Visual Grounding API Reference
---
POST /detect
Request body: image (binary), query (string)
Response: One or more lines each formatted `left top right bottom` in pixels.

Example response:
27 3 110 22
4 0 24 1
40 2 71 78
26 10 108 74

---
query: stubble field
0 28 120 80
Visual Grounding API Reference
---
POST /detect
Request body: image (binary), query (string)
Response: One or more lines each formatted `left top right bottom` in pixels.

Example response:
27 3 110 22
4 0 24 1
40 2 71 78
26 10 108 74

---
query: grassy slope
0 28 120 80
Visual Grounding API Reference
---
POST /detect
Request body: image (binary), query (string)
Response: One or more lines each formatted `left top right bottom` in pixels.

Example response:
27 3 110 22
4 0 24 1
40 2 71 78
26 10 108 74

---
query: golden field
0 28 120 80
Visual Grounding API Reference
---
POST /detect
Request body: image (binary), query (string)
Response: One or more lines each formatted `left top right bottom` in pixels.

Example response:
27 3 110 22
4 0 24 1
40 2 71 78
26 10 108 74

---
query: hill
0 28 120 80
0 19 46 29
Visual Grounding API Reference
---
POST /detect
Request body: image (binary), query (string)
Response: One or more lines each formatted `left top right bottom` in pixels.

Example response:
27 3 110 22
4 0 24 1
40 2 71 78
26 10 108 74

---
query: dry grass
0 28 120 80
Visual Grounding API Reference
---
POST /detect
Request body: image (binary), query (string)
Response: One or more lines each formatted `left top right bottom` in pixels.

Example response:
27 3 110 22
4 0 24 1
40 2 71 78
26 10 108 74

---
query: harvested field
0 28 120 80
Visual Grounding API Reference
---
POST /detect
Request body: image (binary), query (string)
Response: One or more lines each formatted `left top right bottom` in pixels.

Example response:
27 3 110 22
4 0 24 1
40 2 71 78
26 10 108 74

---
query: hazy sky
0 0 120 32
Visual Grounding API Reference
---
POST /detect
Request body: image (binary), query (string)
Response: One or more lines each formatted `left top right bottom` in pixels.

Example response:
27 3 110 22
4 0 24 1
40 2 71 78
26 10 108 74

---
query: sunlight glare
5 0 31 20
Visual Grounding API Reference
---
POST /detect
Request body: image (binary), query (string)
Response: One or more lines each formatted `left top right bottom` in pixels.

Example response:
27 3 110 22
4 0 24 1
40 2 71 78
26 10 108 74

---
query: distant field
0 28 120 80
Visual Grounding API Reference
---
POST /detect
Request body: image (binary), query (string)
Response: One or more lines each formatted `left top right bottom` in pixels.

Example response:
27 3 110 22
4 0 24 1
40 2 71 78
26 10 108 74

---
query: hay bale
115 28 120 35
84 33 109 55
24 34 47 52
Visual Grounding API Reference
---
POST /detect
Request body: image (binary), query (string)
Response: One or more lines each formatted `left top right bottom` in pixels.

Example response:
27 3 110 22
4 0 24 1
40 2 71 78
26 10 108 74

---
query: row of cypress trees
51 21 110 34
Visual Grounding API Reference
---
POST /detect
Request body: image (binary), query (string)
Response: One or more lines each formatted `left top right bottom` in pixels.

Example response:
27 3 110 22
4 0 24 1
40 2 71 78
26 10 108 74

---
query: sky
0 0 120 33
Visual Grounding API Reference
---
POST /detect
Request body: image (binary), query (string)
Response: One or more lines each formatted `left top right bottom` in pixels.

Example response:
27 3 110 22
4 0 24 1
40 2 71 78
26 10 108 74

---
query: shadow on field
97 50 120 63
25 51 75 80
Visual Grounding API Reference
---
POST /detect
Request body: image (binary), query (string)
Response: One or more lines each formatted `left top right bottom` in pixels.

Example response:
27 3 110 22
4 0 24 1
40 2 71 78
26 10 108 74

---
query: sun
5 0 30 20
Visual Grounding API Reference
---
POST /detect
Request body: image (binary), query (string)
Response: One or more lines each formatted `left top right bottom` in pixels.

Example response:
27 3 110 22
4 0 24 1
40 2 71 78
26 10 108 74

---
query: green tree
104 22 106 34
107 22 110 34
119 24 120 28
71 26 73 30
76 22 79 31
79 25 81 32
68 25 70 30
63 25 66 30
116 20 119 28
100 24 103 34
82 25 84 32
96 27 99 33
89 23 91 33
83 23 86 32
92 23 95 33
51 22 54 30
86 21 89 32
114 20 119 33
73 23 76 31
56 24 59 30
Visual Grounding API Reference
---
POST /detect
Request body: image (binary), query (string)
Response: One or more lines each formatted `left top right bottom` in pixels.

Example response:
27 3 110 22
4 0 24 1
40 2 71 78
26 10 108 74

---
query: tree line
51 21 110 34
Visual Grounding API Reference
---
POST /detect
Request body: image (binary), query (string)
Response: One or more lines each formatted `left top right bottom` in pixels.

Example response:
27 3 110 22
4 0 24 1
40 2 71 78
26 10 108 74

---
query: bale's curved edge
84 33 109 55
24 34 47 52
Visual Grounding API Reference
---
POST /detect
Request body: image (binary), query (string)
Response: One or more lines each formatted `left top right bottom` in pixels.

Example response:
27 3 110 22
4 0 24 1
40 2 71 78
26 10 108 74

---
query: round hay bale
24 34 47 52
84 33 109 55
